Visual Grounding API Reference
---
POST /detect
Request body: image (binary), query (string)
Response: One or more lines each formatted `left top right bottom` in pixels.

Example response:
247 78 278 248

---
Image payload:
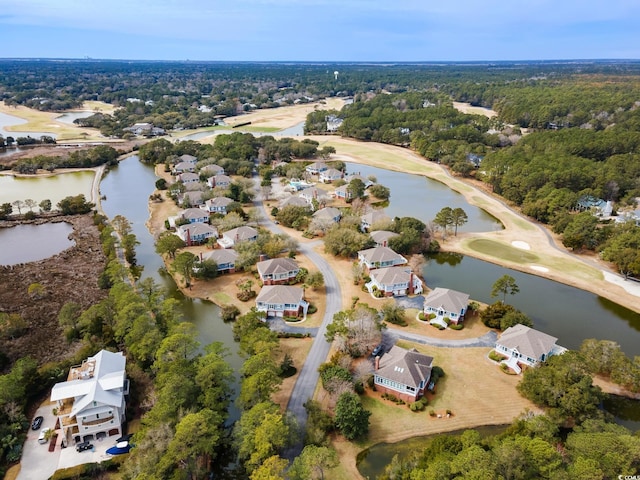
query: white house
217 226 259 249
357 246 407 271
255 285 309 318
366 266 423 297
201 196 235 215
51 350 128 446
320 168 343 183
495 324 566 373
305 162 328 175
257 257 300 285
423 288 470 327
374 346 433 402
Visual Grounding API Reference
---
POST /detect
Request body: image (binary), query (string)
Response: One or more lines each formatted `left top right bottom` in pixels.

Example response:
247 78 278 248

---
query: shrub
450 323 464 330
307 304 318 314
428 313 436 320
418 312 427 321
429 410 436 417
489 350 505 362
236 290 257 302
221 304 241 322
431 366 445 384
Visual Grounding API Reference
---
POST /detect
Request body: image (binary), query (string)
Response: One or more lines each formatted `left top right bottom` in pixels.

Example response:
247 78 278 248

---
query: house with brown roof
370 230 399 248
373 345 433 402
200 248 239 273
255 285 309 318
217 225 259 249
366 266 423 297
423 288 470 327
495 324 566 373
257 257 300 285
357 246 407 271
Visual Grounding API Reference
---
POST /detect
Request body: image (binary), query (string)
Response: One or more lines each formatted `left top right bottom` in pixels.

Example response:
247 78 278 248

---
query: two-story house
257 257 300 285
200 248 239 273
255 285 309 318
423 288 470 327
357 246 407 271
366 266 423 296
494 324 566 374
201 196 235 215
217 226 259 249
50 350 129 446
176 223 218 245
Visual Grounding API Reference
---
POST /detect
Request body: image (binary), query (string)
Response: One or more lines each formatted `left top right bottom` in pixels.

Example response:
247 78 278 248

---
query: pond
347 162 502 232
54 111 94 125
357 425 508 479
423 252 640 356
0 171 95 208
0 222 74 266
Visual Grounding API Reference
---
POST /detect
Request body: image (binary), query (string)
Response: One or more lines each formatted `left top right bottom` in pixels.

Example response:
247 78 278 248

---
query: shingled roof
376 346 433 390
498 324 558 360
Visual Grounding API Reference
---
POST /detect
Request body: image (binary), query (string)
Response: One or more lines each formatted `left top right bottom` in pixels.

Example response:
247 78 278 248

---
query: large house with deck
305 162 328 175
320 168 343 183
423 288 470 327
217 226 258 249
361 210 390 231
51 350 128 446
201 196 234 215
255 285 309 318
257 257 300 285
176 223 218 245
494 324 566 373
373 346 433 402
207 174 232 189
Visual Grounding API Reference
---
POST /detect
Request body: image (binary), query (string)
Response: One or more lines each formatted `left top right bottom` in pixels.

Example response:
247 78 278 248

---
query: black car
372 344 384 357
31 416 44 430
115 433 133 443
76 441 93 452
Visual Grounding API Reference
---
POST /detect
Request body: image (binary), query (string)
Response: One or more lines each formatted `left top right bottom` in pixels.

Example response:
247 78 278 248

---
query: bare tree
12 200 24 214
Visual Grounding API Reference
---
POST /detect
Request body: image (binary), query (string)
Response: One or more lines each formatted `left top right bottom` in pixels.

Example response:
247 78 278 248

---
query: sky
1 0 639 62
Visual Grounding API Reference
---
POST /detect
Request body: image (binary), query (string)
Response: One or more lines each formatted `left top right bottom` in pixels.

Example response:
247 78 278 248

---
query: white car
38 427 51 444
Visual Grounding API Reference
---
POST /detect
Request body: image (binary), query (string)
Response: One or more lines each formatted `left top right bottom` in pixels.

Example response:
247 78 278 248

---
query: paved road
253 179 343 455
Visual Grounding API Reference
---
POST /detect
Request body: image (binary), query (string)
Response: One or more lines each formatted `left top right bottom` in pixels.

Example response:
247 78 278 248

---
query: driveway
18 401 60 480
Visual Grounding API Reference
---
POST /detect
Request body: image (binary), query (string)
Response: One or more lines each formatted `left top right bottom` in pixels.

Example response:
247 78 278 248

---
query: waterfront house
334 184 352 200
178 154 198 165
201 196 235 215
423 288 470 327
373 345 433 402
176 223 218 245
344 173 373 189
361 210 390 231
255 285 309 318
319 168 343 183
178 172 199 184
494 324 566 373
51 350 128 446
217 225 259 248
180 208 209 224
200 248 239 273
305 162 328 175
366 266 423 297
199 164 225 176
357 246 407 271
173 161 196 174
370 230 399 248
181 191 205 208
257 257 300 285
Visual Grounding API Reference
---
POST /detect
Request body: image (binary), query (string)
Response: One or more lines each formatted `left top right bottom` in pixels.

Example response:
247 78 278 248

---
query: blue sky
1 0 639 61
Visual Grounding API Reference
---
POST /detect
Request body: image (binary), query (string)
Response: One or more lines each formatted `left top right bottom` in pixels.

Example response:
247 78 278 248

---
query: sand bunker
530 265 549 273
512 241 531 250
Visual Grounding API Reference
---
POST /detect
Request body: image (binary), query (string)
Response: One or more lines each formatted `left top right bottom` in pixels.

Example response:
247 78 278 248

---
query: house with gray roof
217 225 259 248
357 246 407 271
200 164 225 176
207 174 232 189
180 208 209 224
366 266 423 297
280 195 312 210
176 223 218 245
178 154 198 164
423 287 470 326
181 191 205 208
370 230 399 248
305 161 328 175
257 257 300 285
255 285 309 318
313 207 342 223
51 350 128 446
374 345 433 402
202 196 235 215
178 172 200 184
495 324 566 373
334 184 353 201
200 248 239 273
361 210 391 231
173 161 196 174
320 168 343 183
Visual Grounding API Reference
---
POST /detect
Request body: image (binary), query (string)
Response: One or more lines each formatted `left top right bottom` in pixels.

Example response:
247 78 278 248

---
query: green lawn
211 291 233 304
466 238 540 264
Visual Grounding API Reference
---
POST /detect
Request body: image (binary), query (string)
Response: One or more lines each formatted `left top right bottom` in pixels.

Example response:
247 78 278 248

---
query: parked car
76 440 93 452
31 416 44 430
38 428 51 444
372 344 384 357
115 433 133 443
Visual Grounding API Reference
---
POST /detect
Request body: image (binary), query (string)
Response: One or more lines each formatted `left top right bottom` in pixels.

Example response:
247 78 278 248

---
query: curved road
253 181 343 441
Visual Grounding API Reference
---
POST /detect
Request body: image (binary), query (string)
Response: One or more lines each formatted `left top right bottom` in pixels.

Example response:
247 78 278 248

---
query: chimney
199 252 203 262
186 228 191 246
408 272 414 295
375 356 380 370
